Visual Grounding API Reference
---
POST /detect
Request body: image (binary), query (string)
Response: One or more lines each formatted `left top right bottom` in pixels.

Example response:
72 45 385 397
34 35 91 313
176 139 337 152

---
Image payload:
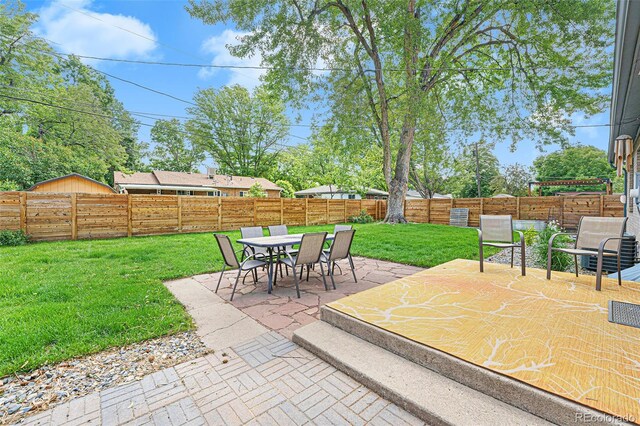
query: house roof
28 173 116 193
294 185 388 196
608 0 640 163
113 171 282 191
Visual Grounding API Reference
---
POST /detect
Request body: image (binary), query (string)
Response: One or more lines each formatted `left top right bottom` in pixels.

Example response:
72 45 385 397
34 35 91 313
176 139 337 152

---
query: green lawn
0 222 495 377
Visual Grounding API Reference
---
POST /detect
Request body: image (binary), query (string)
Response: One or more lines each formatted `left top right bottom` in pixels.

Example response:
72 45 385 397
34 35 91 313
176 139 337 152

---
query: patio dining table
237 233 335 294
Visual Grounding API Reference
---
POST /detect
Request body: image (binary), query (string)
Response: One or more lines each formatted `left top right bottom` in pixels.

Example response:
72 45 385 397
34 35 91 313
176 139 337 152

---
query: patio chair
478 215 526 276
240 226 268 283
268 224 298 275
333 224 352 233
214 234 267 301
321 229 357 289
547 216 628 291
274 232 328 298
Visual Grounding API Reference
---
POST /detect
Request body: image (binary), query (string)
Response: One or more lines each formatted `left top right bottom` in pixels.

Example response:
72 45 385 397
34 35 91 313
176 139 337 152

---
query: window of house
177 190 191 196
347 194 356 200
156 189 162 195
239 191 246 197
207 190 221 197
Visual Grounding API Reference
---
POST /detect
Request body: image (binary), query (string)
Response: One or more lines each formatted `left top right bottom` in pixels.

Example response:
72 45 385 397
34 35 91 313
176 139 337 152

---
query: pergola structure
528 178 613 196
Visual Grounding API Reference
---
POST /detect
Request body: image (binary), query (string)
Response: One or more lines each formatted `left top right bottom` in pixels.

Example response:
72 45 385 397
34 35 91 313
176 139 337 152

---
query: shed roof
114 171 282 191
28 173 116 193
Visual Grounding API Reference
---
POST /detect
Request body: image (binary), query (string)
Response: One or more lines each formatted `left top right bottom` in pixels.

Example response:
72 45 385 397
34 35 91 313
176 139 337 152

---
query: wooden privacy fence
0 192 623 242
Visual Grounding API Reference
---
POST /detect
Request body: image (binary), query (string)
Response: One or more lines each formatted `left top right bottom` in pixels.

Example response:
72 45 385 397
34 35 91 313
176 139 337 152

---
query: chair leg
618 255 622 286
521 242 526 276
574 255 578 278
319 262 329 291
348 255 357 283
510 247 514 268
595 254 603 291
479 243 484 272
292 266 300 298
329 264 336 290
546 248 553 280
279 262 283 278
306 265 310 282
299 265 304 280
215 265 226 293
230 269 243 301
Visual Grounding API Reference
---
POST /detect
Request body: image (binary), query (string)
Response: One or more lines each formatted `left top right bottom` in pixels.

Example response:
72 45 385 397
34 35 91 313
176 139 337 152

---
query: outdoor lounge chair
321 229 357 289
214 234 267 301
274 232 328 298
547 216 628 291
478 215 526 276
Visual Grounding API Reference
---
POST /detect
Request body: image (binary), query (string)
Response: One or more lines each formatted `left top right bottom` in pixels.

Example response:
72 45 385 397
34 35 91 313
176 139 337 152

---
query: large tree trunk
385 177 408 223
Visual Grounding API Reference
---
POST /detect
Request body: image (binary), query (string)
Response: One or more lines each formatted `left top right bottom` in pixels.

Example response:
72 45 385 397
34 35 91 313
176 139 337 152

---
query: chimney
206 167 217 179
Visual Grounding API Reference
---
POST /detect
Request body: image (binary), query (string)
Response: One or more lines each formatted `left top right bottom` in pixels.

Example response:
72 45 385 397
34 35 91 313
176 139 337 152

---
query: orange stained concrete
328 259 640 421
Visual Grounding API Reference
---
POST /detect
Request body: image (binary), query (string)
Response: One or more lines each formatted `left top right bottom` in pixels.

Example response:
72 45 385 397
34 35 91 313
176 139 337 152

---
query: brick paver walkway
20 257 426 425
23 332 423 425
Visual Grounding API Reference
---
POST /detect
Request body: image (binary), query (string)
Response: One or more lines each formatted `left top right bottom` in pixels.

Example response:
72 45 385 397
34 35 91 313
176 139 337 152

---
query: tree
187 85 289 177
451 141 500 198
532 145 618 195
148 119 204 172
187 0 614 222
275 179 296 198
409 121 453 198
247 182 267 198
490 163 532 196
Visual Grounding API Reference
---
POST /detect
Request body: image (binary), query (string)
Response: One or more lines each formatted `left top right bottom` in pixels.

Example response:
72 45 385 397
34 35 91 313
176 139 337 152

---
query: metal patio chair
547 216 628 291
478 215 526 276
214 234 267 301
240 226 269 283
274 232 328 298
321 229 357 289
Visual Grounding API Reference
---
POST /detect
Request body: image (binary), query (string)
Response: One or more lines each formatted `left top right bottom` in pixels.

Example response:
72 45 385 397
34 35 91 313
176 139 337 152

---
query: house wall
627 147 640 236
31 176 114 194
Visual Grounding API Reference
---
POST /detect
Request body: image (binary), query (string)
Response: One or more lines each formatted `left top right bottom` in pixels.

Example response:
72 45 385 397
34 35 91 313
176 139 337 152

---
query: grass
0 222 496 377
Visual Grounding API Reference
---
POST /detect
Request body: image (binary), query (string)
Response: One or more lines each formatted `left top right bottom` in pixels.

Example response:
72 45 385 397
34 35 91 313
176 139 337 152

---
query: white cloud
35 0 157 64
198 29 265 89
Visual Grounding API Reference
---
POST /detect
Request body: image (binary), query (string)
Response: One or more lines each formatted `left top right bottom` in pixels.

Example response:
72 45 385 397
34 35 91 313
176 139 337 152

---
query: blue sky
26 0 613 171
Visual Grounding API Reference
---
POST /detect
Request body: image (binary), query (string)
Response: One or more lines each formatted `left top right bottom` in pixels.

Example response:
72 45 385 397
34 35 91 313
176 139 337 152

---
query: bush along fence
0 192 624 242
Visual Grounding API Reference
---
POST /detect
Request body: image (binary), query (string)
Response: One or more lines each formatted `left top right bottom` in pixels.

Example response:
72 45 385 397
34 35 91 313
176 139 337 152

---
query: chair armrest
515 231 524 245
477 229 483 244
548 232 575 251
240 252 268 264
597 237 625 255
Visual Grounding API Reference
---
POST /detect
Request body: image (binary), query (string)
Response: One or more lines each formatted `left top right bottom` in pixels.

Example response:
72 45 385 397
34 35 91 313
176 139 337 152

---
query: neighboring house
28 173 116 194
114 170 282 198
294 185 388 200
607 0 640 236
406 190 453 199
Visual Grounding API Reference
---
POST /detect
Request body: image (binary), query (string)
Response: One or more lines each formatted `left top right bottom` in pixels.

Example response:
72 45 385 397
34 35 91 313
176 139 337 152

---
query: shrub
533 220 571 271
523 226 538 246
247 182 267 198
348 209 374 224
0 230 30 246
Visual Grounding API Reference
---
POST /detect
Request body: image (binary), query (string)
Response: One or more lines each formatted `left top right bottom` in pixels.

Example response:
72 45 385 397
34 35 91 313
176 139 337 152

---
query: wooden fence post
516 197 521 220
253 198 258 226
305 198 309 226
480 198 484 215
343 200 347 223
280 198 284 225
426 199 431 223
599 194 604 216
19 192 27 233
177 196 183 232
217 197 222 231
127 194 132 237
71 193 77 240
326 199 329 224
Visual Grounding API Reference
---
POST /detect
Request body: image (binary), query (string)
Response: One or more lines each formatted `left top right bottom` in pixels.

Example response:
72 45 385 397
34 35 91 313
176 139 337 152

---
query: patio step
293 321 552 426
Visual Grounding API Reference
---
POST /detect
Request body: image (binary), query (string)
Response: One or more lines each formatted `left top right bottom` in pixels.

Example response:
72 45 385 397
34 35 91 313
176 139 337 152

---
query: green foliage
149 119 204 172
187 85 289 178
533 221 572 271
0 230 29 246
451 141 500 198
533 146 618 195
348 209 374 224
491 163 533 197
275 180 295 198
0 2 146 189
523 226 538 247
247 182 267 198
0 180 19 191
